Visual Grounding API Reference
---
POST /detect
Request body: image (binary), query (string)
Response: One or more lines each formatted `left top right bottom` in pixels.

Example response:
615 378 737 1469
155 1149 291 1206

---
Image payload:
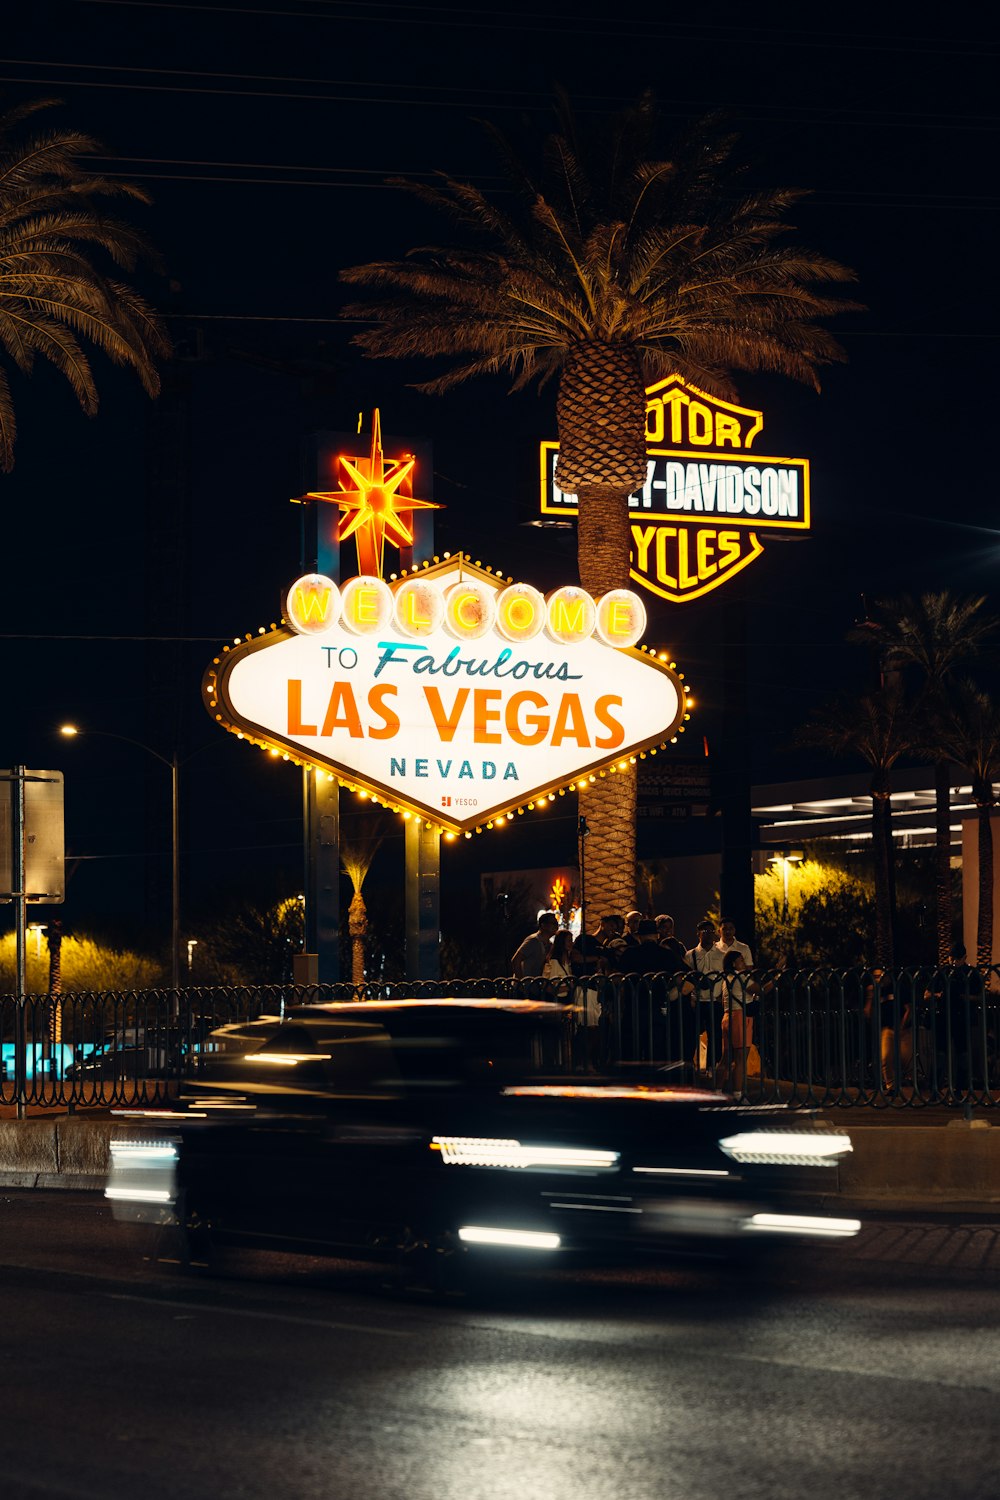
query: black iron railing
2 966 997 1111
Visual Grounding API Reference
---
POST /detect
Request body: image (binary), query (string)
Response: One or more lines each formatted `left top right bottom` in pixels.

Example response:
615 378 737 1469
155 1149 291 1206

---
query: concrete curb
819 1117 1000 1206
0 1118 127 1192
1 1116 998 1208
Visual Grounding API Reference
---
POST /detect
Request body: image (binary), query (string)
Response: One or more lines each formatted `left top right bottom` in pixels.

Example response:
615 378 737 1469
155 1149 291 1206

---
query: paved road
2 1192 999 1500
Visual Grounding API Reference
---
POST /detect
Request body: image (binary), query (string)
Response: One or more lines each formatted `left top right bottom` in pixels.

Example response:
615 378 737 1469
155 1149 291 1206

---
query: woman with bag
542 928 575 1001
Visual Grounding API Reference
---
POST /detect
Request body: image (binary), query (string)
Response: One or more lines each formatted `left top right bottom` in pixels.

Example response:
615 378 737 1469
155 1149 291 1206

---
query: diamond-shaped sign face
204 559 686 835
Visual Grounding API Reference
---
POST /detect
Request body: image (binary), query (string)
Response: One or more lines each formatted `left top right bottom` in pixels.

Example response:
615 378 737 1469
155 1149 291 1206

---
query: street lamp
767 847 804 921
59 724 181 989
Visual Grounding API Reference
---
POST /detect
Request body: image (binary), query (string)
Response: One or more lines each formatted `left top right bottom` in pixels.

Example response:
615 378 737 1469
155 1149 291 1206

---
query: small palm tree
0 97 169 470
934 682 1000 967
341 826 385 985
800 689 918 967
852 593 999 959
341 92 859 917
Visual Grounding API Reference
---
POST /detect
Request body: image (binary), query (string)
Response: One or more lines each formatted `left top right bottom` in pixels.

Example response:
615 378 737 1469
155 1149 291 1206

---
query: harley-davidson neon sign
540 374 810 604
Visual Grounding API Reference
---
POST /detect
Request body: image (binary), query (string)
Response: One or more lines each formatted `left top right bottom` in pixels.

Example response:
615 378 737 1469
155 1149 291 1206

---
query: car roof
291 998 566 1017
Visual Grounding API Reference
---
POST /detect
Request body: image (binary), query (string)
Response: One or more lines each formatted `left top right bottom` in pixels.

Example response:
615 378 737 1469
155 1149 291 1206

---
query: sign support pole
405 819 440 982
299 434 342 983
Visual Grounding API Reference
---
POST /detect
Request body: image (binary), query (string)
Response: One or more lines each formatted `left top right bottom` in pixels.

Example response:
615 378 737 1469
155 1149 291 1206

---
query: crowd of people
510 909 757 1092
509 909 997 1097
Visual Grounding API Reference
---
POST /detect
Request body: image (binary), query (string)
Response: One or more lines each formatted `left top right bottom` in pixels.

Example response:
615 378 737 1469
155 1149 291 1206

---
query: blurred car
106 998 859 1280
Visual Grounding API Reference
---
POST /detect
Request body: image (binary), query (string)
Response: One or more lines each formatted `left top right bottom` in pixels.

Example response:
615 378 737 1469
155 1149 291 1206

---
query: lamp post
767 847 804 921
60 725 181 989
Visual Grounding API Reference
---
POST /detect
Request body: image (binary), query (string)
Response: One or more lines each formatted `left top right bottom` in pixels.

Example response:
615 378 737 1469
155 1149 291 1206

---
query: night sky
2 1 998 954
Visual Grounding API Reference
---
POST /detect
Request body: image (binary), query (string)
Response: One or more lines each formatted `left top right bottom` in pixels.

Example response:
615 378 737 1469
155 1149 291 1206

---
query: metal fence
2 966 998 1112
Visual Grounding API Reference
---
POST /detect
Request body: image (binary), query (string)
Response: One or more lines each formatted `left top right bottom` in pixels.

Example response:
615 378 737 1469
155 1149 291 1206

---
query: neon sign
301 410 439 578
540 374 810 604
205 556 688 837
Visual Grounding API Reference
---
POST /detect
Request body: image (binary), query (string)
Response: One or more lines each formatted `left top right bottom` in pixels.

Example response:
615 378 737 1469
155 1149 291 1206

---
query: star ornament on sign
305 409 439 578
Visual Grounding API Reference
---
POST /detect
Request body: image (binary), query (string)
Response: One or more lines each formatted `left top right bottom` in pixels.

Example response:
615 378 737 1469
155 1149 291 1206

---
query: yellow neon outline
643 374 765 449
630 532 765 604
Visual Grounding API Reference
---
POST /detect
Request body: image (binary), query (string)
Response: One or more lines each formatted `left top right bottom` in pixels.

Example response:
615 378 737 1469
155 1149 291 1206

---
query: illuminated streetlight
767 847 804 921
59 724 181 988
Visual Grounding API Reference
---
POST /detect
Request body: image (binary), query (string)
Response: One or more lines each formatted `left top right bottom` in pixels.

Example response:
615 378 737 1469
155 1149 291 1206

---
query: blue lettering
374 641 420 679
503 762 519 781
482 762 497 780
458 761 474 779
390 758 406 777
416 759 428 777
436 759 452 777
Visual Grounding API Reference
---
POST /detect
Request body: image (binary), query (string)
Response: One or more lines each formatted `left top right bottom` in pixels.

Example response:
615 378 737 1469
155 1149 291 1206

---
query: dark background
2 1 997 965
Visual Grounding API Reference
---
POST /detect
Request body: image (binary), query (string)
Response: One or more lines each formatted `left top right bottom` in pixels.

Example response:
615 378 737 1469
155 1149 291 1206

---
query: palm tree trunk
578 768 637 916
348 890 367 986
976 798 994 968
871 787 895 968
574 481 637 916
934 759 953 961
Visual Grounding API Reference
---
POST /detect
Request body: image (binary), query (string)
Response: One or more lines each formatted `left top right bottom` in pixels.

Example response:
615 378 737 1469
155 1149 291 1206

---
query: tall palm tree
852 593 999 959
0 97 169 470
341 92 859 915
800 688 917 967
934 682 1000 968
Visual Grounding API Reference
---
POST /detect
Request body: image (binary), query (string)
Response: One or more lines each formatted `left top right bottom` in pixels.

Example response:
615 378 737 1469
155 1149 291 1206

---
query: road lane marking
105 1292 411 1337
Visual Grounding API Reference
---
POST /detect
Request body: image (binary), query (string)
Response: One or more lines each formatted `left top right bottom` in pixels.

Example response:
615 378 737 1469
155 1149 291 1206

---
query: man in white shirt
684 920 725 1076
716 918 753 968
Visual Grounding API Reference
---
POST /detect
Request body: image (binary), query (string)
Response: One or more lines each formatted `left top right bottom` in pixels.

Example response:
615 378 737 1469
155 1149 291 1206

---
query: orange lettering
287 680 317 736
320 681 364 737
551 694 590 748
473 689 502 744
423 686 470 742
594 695 625 749
367 683 399 740
505 691 549 747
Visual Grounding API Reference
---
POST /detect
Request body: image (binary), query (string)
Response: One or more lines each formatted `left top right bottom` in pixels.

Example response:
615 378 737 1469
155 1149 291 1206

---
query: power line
70 0 1000 58
1 59 996 130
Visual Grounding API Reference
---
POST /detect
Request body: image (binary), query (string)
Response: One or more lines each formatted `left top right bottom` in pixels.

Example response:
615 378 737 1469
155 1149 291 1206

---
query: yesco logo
540 374 810 604
204 557 686 835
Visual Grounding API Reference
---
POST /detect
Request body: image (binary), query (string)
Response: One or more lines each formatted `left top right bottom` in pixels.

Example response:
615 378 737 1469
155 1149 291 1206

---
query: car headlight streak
431 1136 619 1171
718 1130 853 1166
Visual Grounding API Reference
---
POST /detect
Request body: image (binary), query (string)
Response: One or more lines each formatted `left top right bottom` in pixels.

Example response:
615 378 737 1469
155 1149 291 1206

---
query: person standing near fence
720 949 758 1098
511 911 559 981
684 920 725 1078
542 929 575 1000
716 919 753 968
655 915 687 969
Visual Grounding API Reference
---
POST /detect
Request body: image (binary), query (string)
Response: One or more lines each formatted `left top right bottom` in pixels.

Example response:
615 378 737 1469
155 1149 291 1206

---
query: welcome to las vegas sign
204 555 688 836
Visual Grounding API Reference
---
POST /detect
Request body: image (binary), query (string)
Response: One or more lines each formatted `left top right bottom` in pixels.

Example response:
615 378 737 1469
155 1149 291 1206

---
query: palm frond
341 93 860 401
0 96 168 465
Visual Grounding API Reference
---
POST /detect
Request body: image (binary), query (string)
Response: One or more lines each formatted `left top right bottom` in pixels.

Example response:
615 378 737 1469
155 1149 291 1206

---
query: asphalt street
1 1192 998 1500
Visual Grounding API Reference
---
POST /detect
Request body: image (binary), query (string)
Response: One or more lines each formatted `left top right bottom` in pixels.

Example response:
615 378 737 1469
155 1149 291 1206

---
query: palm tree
341 92 859 915
340 825 385 985
0 97 169 470
934 682 1000 967
852 593 999 960
800 688 918 967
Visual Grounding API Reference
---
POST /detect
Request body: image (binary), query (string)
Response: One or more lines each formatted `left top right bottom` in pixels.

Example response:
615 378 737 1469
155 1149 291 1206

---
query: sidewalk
1 1104 998 1210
